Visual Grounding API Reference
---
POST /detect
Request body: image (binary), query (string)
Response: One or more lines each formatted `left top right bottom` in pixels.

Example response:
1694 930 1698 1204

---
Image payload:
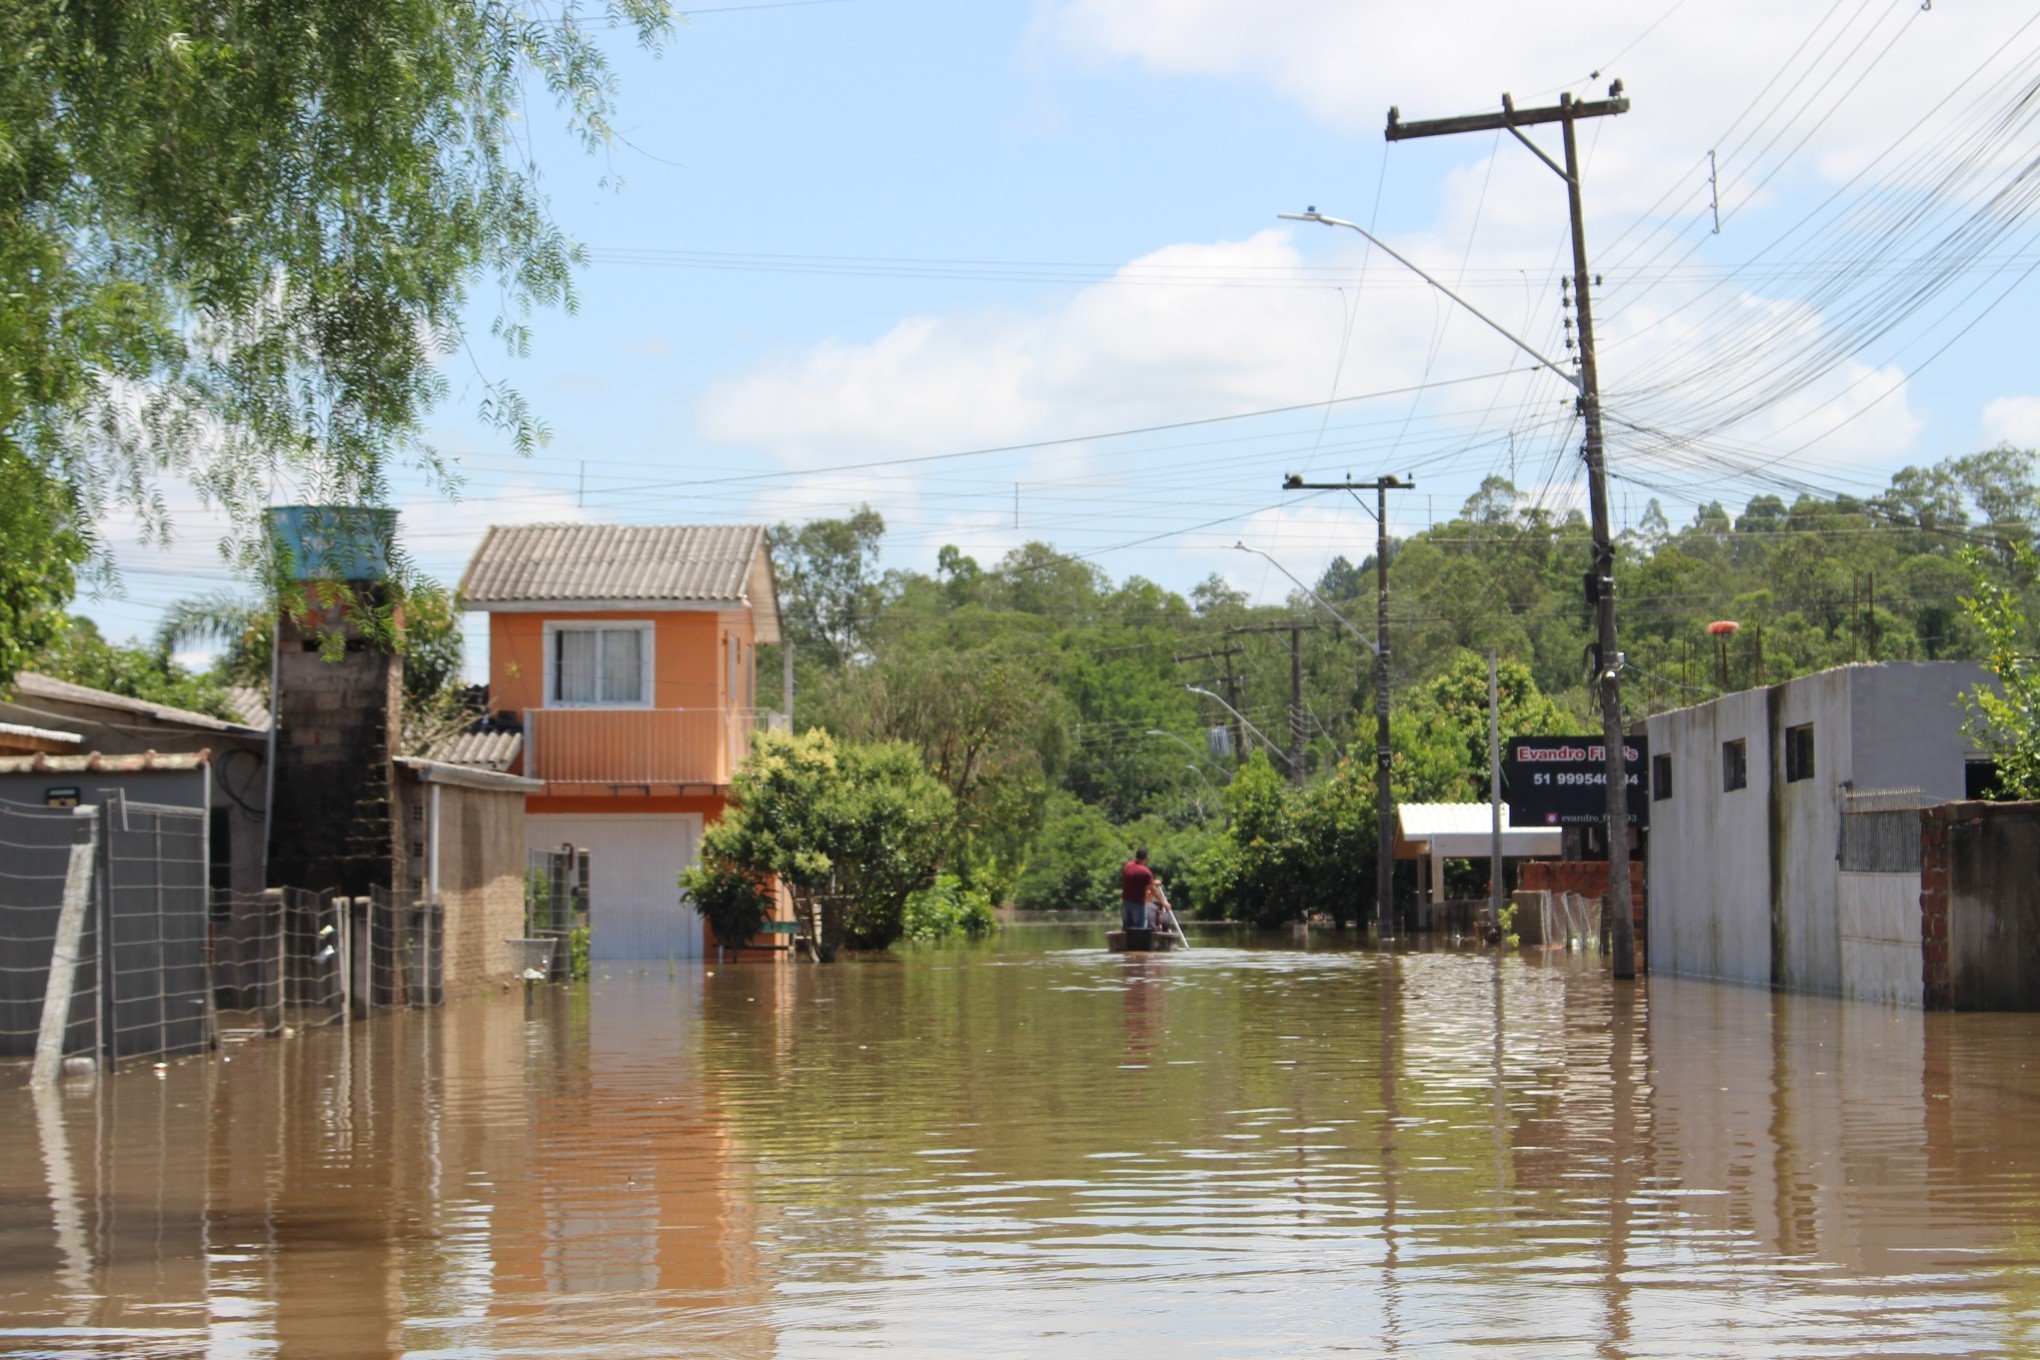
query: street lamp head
1282 473 1303 490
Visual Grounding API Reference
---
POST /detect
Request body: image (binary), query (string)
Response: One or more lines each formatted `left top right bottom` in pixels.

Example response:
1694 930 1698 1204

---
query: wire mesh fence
367 885 443 1009
210 888 348 1039
0 800 101 1067
3 797 451 1080
524 847 588 978
102 797 211 1063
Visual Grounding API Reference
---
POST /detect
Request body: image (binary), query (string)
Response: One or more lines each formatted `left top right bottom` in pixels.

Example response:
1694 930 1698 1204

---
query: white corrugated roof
224 685 271 730
457 523 779 640
1396 802 1562 858
423 728 523 771
7 673 264 736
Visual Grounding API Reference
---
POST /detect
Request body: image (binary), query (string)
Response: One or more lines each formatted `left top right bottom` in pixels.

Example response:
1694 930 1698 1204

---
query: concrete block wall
268 598 404 898
1921 800 2040 1011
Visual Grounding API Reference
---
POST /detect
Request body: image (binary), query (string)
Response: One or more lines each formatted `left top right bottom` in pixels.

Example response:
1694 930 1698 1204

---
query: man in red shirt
1121 849 1156 934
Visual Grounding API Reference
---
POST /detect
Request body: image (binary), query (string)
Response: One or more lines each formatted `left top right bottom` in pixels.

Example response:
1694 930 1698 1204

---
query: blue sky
91 0 2040 669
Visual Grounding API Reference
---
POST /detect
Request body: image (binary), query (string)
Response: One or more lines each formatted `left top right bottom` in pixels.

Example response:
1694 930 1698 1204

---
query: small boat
1107 927 1177 953
1107 905 1190 953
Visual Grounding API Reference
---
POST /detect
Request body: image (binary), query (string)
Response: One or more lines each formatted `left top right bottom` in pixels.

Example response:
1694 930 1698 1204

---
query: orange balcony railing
522 708 789 788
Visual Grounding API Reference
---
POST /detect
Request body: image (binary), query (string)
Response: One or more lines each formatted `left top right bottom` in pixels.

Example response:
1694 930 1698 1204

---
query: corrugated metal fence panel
0 801 100 1060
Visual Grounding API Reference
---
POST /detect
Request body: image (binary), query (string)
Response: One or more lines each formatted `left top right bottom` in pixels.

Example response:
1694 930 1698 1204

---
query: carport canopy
1394 802 1563 905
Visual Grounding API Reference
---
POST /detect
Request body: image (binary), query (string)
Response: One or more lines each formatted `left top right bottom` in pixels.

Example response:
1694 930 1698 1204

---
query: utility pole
1177 644 1247 761
1489 648 1503 931
1281 474 1414 935
1224 621 1321 788
1292 625 1306 787
1385 82 1638 979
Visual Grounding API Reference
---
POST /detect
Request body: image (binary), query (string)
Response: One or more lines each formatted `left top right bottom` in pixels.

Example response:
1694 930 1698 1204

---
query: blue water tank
266 505 397 581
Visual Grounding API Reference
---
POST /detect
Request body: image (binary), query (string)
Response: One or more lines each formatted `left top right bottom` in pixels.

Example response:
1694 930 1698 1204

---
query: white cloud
699 228 1523 463
1982 396 2040 448
1040 0 2035 216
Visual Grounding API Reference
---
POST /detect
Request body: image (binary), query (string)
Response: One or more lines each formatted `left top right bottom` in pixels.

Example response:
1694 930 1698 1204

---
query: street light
1278 209 1580 390
1232 542 1377 655
1184 685 1293 768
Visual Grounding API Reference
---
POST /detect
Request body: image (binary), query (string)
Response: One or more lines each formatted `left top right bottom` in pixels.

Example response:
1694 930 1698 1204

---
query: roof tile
458 523 768 607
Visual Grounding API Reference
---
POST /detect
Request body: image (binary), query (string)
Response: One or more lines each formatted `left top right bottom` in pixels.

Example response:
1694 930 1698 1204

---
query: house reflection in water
9 950 2040 1355
0 977 776 1359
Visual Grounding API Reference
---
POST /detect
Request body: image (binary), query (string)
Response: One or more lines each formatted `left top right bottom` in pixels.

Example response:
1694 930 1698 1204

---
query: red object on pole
1706 620 1740 637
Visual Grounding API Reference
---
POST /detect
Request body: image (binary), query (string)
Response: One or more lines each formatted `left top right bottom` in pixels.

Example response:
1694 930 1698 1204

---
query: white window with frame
544 622 653 707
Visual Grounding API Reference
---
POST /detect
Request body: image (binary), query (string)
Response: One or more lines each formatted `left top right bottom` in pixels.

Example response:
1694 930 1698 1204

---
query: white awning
1395 802 1561 859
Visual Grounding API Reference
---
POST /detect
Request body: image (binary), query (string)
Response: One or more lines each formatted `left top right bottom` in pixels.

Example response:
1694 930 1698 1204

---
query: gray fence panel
0 801 100 1061
101 799 212 1061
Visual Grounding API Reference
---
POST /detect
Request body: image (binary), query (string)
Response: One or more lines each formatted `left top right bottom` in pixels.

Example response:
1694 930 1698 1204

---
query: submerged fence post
31 834 98 1085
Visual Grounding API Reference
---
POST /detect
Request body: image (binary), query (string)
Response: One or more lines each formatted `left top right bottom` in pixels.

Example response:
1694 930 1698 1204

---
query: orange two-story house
458 524 784 961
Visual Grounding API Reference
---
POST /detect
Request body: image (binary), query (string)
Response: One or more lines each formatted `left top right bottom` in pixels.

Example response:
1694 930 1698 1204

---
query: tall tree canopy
0 0 671 682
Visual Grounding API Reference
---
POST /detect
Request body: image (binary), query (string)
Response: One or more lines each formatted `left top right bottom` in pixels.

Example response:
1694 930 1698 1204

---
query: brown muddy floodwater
5 926 2040 1358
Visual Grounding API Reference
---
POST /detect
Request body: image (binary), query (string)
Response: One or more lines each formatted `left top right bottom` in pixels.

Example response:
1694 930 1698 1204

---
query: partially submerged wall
435 783 527 989
1648 663 1982 997
1922 801 2040 1011
398 774 530 990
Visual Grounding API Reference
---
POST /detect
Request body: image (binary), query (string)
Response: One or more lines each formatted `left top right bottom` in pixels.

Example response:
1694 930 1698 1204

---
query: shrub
1012 794 1123 912
683 728 954 952
902 874 997 942
683 862 774 950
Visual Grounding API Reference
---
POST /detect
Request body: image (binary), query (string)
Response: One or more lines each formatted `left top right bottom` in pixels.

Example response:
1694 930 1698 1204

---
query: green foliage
772 454 2040 925
901 874 997 943
29 615 233 717
686 862 775 951
153 579 469 746
1496 901 1520 949
1958 545 2040 799
1011 794 1125 913
1193 755 1378 928
684 729 953 951
0 458 88 695
0 0 670 655
771 507 887 668
814 641 1059 892
568 925 591 982
1391 651 1571 803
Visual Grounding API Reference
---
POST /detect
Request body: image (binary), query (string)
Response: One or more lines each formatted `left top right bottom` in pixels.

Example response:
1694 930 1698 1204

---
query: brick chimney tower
264 507 405 896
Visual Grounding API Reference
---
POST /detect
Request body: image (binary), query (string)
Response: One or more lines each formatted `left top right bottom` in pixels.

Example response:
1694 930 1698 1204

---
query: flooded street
6 927 2040 1358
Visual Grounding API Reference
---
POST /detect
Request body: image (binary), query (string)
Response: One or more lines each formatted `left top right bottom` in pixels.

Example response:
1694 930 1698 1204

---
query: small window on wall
1785 723 1815 782
549 624 650 706
1722 738 1748 792
1652 753 1673 802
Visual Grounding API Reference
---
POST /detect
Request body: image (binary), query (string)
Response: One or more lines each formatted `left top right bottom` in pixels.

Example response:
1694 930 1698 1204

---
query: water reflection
3 929 2040 1356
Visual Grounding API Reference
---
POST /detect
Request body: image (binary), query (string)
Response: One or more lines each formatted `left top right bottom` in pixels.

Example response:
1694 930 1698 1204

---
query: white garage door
527 814 705 961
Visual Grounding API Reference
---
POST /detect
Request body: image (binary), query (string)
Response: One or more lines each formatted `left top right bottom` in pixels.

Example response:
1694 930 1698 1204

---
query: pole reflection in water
4 928 2040 1356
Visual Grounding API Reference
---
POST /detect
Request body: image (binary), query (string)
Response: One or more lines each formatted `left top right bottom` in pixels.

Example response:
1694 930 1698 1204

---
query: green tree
2 0 671 660
29 616 234 717
683 729 952 952
0 460 86 693
1011 794 1124 913
770 507 887 668
1958 545 2040 799
814 644 1059 898
1192 755 1377 928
